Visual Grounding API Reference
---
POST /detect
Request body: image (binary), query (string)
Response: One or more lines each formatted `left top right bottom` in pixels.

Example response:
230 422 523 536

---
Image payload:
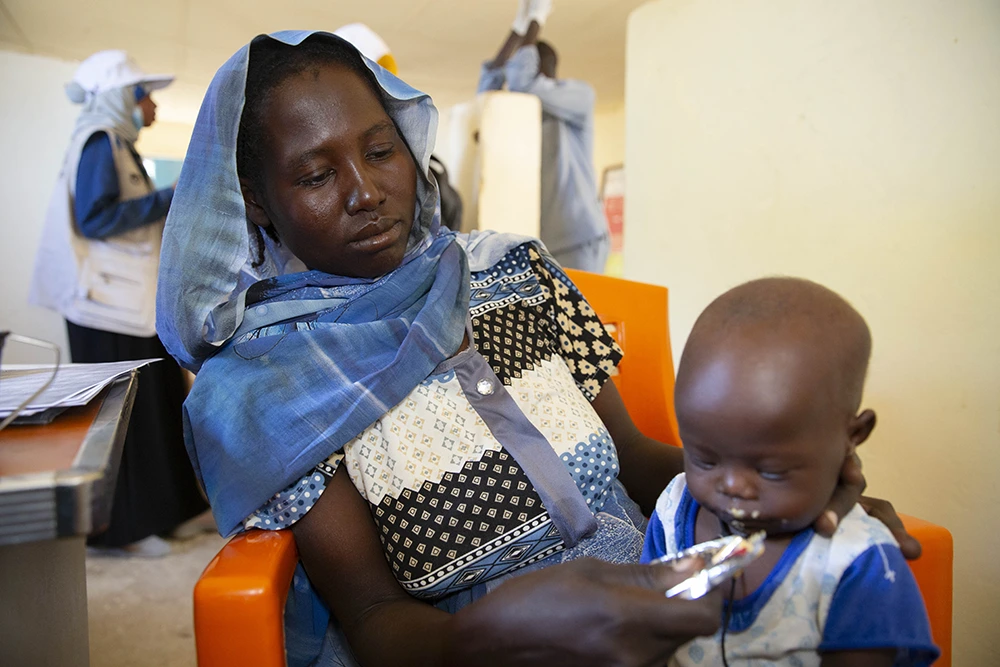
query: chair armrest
898 513 953 667
194 529 298 667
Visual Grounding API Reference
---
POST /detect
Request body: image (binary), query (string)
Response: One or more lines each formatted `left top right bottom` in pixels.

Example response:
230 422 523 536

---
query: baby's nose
719 469 757 500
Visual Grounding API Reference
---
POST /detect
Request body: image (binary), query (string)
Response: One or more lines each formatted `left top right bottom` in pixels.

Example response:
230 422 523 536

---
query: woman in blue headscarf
156 31 884 666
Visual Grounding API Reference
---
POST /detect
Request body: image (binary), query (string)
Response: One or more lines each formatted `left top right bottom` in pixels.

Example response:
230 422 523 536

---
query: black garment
66 321 208 547
429 155 463 232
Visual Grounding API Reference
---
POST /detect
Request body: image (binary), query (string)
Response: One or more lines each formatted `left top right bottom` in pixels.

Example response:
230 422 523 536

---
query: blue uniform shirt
74 131 173 239
478 46 608 255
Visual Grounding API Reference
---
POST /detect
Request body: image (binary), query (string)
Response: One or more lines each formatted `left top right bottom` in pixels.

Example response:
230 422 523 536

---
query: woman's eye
298 170 333 187
367 144 395 160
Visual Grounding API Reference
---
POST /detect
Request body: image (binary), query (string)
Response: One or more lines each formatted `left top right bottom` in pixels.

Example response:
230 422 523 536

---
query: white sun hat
65 49 174 103
333 23 398 75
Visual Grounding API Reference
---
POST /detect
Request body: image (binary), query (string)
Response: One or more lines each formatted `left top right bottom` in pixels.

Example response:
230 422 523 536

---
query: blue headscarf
156 31 525 536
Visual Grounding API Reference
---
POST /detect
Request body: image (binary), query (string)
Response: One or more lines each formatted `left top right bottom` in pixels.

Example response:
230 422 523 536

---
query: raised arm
477 28 525 93
478 0 539 92
485 28 528 71
503 25 595 128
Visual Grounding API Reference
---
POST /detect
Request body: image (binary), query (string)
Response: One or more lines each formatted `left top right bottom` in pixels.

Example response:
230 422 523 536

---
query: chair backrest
565 269 682 447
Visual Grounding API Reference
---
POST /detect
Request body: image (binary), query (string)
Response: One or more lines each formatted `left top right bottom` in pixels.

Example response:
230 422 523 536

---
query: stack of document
0 359 159 425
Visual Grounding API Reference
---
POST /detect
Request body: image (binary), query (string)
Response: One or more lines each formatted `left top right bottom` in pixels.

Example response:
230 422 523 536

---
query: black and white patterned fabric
247 243 624 600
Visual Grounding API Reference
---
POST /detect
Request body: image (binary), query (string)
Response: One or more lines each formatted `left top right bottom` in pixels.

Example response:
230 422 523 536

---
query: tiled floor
86 531 227 667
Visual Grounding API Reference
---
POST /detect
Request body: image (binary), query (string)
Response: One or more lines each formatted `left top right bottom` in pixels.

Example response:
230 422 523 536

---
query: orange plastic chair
194 270 952 666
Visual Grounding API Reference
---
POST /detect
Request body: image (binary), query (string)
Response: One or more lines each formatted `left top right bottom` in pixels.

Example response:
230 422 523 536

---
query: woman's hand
812 453 922 559
445 557 722 667
859 496 922 560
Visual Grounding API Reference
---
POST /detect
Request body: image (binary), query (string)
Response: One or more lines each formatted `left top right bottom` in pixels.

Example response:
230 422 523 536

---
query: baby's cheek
684 472 715 506
775 485 834 529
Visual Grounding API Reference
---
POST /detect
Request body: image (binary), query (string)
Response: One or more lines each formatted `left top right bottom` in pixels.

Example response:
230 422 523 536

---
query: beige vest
30 129 165 337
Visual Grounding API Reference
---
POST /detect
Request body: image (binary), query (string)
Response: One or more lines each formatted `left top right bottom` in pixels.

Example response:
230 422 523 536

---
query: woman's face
137 94 157 127
244 62 418 278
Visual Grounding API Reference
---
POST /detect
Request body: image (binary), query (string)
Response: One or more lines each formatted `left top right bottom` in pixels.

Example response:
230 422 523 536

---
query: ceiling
0 0 645 125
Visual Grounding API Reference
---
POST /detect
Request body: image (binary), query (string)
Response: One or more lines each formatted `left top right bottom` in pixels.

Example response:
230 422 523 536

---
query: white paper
0 359 160 418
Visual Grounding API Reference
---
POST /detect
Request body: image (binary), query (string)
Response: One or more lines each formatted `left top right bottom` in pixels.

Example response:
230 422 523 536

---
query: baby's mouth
723 507 763 536
726 507 763 520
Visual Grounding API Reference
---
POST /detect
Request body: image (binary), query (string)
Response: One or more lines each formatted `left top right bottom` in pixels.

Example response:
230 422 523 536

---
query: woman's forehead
259 64 391 157
263 62 384 119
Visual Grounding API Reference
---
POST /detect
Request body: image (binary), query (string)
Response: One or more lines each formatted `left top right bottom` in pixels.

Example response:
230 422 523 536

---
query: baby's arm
821 649 895 667
817 528 939 667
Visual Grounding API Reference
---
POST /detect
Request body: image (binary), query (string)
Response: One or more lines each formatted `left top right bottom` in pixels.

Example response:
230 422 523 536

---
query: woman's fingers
449 558 723 667
594 554 702 590
815 452 866 537
815 453 923 560
593 560 722 639
860 496 923 560
631 586 722 640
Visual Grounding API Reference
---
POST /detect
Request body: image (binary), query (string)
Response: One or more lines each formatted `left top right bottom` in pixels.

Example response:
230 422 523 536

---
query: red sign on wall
601 165 625 274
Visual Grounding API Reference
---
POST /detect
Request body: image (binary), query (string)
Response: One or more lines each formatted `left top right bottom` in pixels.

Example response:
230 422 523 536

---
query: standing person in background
29 50 209 557
478 0 610 273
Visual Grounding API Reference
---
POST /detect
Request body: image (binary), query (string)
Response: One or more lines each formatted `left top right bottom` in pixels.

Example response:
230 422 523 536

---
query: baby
641 277 938 666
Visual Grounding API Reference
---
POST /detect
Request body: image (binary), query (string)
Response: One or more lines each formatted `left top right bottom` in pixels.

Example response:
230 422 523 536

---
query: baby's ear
846 409 877 455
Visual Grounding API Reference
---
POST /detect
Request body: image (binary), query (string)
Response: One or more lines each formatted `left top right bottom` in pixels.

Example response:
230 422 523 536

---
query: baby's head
675 277 875 537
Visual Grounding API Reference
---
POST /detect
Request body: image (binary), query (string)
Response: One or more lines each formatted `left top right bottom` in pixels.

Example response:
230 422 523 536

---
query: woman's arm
293 464 721 667
74 132 173 239
291 467 453 665
591 380 683 516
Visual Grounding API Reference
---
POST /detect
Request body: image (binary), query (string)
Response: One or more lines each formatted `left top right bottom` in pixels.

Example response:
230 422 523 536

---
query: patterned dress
246 243 642 601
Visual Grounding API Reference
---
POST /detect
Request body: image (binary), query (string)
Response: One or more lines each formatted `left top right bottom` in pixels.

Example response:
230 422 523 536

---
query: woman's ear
240 178 272 230
846 408 877 455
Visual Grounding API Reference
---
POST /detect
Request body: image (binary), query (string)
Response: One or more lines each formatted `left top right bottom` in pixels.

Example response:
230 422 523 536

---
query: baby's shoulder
832 504 899 548
810 503 901 577
652 473 689 522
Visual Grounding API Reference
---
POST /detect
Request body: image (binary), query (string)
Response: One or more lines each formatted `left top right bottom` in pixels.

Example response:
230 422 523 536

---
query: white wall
626 1 999 663
135 120 193 161
593 103 626 190
0 51 79 363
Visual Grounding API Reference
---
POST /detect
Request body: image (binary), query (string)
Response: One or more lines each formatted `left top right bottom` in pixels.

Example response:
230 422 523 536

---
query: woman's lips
351 219 402 253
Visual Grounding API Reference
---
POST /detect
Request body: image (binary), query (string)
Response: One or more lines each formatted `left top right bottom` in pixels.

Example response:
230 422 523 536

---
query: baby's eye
758 470 787 481
689 455 716 470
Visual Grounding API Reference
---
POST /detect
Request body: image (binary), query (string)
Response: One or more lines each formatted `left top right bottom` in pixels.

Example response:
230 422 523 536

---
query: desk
0 372 137 667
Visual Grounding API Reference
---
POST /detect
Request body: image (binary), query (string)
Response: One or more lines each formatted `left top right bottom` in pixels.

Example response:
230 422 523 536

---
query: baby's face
676 341 851 537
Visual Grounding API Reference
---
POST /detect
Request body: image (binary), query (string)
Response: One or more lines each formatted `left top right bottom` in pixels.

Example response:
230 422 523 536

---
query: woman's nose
345 163 385 215
719 468 757 500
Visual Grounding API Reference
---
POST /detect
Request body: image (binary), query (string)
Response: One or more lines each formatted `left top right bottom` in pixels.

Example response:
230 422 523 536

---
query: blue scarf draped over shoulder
187 234 469 536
